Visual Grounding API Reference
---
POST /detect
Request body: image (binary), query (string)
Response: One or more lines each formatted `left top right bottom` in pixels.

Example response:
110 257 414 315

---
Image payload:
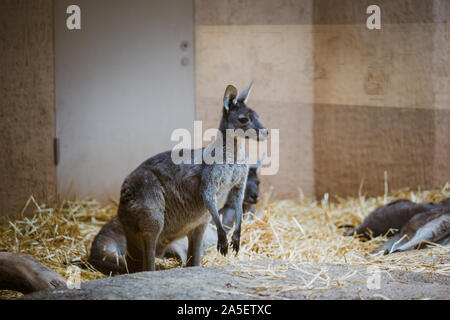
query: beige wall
0 0 56 217
195 0 315 199
0 0 448 215
313 0 450 197
196 0 450 199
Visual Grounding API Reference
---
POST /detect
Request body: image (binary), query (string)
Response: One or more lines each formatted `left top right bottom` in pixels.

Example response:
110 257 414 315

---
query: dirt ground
22 259 449 300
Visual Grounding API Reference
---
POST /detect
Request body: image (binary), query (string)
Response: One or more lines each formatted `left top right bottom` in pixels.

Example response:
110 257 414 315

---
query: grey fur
236 80 253 104
375 205 450 254
86 163 261 275
86 216 218 275
118 82 267 272
345 198 450 254
344 199 435 239
220 154 264 231
87 217 127 274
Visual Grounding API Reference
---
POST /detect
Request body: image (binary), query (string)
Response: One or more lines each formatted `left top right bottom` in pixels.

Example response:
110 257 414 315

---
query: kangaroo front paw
217 238 228 256
231 234 240 254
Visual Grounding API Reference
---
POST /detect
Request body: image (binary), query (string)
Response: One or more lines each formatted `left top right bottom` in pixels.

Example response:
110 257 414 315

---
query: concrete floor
22 260 449 300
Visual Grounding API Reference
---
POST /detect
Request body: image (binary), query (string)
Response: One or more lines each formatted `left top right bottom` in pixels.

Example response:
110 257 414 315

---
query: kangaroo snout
247 194 259 204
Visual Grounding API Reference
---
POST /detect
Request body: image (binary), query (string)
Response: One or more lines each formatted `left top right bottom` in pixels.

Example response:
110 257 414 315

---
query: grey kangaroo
375 205 449 254
345 198 449 254
87 164 262 275
343 199 436 239
117 82 267 272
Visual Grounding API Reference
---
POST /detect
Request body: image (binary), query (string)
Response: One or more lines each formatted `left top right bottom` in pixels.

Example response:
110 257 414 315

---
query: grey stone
22 260 449 300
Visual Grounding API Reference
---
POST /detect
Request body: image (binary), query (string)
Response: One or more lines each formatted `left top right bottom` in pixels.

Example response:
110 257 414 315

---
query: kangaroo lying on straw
344 198 450 254
0 252 67 294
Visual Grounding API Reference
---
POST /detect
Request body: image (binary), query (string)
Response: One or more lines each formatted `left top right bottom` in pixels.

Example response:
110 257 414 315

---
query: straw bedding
1 183 449 299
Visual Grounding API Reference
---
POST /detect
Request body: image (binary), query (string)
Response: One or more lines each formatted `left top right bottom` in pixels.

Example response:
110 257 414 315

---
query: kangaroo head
244 154 264 204
221 81 267 141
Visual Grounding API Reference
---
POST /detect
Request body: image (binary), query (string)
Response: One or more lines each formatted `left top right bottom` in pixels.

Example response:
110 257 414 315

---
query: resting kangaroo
87 164 262 275
0 252 67 294
343 199 436 239
345 198 450 254
375 205 449 254
117 82 267 272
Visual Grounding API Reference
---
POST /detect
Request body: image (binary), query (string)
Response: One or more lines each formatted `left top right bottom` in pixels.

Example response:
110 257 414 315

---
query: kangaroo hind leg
186 222 208 267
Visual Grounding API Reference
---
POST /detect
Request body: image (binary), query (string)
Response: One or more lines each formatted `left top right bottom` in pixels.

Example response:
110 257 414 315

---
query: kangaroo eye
238 117 249 124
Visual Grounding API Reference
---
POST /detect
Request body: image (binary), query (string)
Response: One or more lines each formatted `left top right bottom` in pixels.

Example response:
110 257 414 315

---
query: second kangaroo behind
118 82 267 272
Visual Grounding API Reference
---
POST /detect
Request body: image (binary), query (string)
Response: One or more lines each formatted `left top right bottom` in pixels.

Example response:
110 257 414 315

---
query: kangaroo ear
223 85 238 112
252 153 265 173
237 80 254 104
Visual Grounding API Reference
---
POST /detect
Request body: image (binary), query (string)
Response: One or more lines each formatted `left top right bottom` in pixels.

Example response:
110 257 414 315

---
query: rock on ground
22 260 449 300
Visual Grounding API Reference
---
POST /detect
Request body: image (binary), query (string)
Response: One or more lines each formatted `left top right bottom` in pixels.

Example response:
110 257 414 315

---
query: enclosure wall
0 1 449 217
195 0 450 199
0 0 56 217
313 0 450 197
195 0 315 199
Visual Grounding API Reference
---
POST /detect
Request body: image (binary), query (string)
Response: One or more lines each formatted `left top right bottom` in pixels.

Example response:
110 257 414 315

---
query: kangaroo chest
215 163 248 208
